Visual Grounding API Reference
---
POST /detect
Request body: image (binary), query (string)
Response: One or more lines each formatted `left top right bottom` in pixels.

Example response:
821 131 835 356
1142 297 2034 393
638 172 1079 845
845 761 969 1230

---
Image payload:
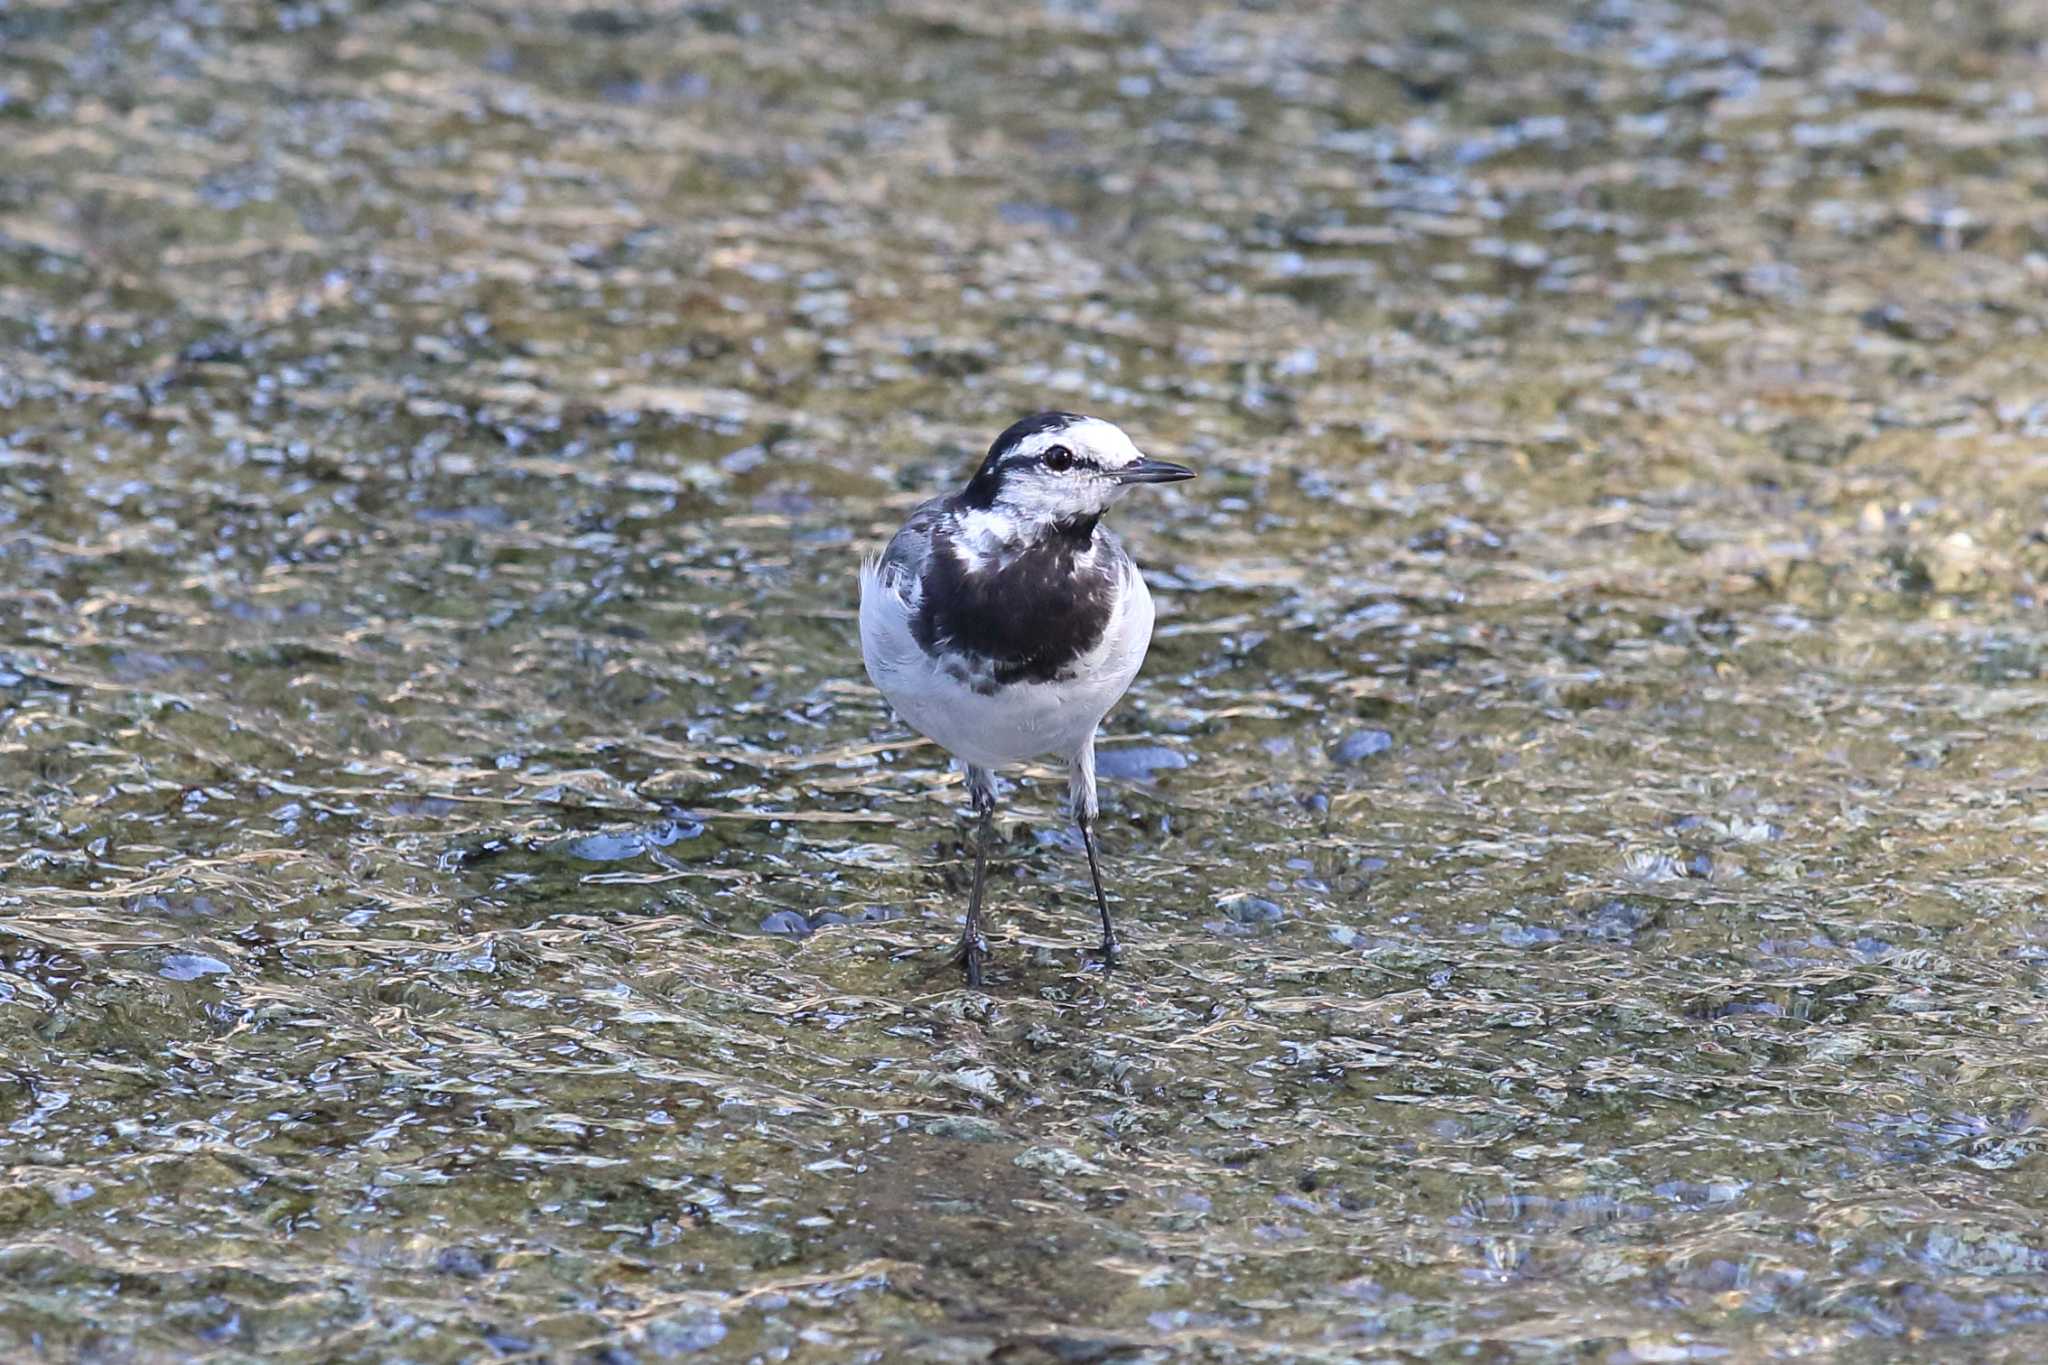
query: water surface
4 0 2048 1359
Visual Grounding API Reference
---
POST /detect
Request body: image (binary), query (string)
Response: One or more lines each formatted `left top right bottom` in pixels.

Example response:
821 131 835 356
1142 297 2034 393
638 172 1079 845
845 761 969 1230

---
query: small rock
646 1311 727 1355
645 818 705 846
1927 531 1985 593
1223 895 1286 925
1863 302 1954 343
997 201 1077 232
1014 1145 1104 1177
1587 899 1648 941
564 831 644 862
905 1337 998 1364
197 1314 240 1343
434 1246 489 1278
1330 729 1392 765
160 953 231 981
758 910 812 937
1094 745 1190 781
924 1115 1006 1143
941 1067 1003 1102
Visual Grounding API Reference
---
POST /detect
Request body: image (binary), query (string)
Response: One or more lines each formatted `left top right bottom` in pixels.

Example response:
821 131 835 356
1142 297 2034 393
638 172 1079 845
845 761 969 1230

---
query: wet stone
1223 895 1287 926
1587 900 1650 942
131 893 220 920
1330 730 1393 765
1015 1146 1105 1178
197 1314 241 1343
905 1338 997 1364
646 818 706 845
564 819 705 862
996 201 1078 232
758 910 812 937
160 953 231 981
564 832 646 862
434 1246 489 1278
925 1115 1006 1142
645 1312 727 1356
1093 745 1190 781
1499 922 1561 948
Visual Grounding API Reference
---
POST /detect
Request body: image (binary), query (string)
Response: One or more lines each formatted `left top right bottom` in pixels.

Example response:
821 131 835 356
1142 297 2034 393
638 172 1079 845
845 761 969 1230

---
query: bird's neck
1049 512 1101 543
956 504 1100 558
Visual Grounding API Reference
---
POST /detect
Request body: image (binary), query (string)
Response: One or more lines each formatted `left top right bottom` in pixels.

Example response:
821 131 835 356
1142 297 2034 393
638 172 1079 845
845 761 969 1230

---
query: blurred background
5 0 2048 1359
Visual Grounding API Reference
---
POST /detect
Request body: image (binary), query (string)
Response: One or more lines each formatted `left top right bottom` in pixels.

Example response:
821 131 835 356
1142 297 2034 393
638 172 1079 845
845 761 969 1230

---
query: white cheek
954 508 1003 563
1003 472 1103 520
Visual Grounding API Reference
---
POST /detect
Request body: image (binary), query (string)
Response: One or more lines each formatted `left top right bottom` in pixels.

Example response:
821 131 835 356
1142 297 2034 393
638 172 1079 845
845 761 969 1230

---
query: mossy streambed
4 0 2048 1359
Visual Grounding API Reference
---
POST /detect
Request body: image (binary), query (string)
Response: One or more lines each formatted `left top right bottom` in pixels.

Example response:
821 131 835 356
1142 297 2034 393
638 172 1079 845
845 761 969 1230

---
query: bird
859 411 1194 987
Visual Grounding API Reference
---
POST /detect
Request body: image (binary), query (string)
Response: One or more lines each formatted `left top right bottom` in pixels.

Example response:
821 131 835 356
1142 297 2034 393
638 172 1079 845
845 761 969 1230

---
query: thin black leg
957 768 995 987
1077 813 1119 969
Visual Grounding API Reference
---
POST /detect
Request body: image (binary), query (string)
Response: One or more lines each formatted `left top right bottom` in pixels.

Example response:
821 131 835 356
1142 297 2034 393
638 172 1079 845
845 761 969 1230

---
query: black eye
1043 444 1074 472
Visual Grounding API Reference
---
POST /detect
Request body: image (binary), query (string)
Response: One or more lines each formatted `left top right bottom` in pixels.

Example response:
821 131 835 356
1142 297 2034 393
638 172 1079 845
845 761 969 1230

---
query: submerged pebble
1330 729 1393 765
160 953 231 981
1230 896 1286 924
1219 895 1287 927
645 1312 728 1355
565 819 707 862
565 831 646 862
1587 900 1651 941
759 906 897 937
1015 1145 1105 1177
1094 745 1191 781
926 1115 1007 1142
434 1246 490 1278
759 910 813 937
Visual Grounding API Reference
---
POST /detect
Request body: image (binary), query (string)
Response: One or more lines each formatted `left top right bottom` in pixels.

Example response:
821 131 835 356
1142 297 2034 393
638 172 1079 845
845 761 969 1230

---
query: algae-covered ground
4 0 2048 1359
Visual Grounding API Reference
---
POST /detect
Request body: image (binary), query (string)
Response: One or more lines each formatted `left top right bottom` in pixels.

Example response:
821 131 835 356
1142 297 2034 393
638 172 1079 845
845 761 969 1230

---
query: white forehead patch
1011 417 1143 471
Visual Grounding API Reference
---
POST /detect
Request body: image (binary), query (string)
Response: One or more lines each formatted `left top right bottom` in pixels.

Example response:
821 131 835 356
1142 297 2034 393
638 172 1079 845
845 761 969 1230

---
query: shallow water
5 0 2048 1359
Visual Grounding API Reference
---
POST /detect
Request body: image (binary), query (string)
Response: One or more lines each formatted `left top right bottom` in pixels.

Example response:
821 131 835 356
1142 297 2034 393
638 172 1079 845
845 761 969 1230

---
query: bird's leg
1070 739 1119 968
1077 815 1118 968
957 764 996 987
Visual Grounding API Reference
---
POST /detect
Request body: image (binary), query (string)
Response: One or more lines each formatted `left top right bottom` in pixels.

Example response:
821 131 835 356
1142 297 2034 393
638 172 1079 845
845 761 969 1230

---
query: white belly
859 557 1155 770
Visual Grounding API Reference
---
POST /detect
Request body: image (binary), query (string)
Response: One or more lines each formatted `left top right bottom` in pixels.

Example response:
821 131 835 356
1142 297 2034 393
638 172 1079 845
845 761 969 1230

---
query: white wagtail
859 412 1194 986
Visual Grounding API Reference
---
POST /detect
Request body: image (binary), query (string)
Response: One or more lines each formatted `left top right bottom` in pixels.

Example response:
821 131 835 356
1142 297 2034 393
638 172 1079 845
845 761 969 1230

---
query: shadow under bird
859 412 1195 986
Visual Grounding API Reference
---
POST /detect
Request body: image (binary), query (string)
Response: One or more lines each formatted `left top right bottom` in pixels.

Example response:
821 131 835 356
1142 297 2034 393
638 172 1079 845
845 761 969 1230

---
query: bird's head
960 412 1194 536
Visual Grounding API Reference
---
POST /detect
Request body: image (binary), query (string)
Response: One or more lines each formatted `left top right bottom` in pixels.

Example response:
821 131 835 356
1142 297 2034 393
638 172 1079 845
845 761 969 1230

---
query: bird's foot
1095 934 1121 973
953 930 989 988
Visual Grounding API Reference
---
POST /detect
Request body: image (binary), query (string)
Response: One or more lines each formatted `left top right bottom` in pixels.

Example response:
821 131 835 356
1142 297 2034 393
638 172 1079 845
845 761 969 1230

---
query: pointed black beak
1116 457 1197 485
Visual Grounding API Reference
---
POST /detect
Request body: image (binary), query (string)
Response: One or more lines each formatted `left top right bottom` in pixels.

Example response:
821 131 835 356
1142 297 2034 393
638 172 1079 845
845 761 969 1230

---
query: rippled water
5 0 2048 1359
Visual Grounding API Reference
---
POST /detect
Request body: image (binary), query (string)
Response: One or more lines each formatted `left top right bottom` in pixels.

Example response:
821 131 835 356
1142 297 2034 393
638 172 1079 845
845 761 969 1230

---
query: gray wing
872 496 948 600
859 497 953 690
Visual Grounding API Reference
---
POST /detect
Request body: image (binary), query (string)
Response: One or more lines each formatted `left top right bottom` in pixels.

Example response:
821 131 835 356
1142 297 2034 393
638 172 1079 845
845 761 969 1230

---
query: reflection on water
5 0 2048 1357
